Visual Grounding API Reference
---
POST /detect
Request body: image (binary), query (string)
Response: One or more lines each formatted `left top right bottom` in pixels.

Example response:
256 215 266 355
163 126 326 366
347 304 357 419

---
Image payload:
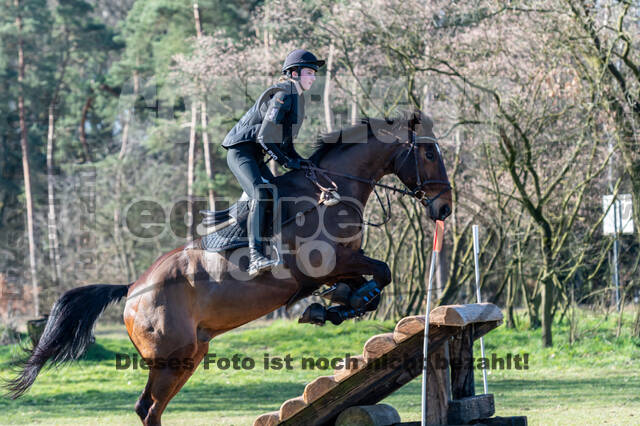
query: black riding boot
247 196 280 277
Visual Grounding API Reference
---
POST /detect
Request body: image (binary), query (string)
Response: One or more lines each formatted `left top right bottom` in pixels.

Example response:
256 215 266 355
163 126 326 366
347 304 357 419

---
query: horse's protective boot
247 194 281 278
325 305 367 325
318 282 353 306
298 303 327 325
299 303 371 326
349 280 383 311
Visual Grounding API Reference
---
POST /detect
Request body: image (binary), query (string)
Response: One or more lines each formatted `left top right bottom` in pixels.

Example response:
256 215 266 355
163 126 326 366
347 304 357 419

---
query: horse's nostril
440 205 451 219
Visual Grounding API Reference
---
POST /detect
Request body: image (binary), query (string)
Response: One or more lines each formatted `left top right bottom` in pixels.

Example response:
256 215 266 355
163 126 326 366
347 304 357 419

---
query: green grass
0 309 639 425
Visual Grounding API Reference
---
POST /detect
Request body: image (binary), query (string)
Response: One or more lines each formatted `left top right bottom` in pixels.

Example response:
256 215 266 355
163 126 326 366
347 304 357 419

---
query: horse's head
391 110 452 221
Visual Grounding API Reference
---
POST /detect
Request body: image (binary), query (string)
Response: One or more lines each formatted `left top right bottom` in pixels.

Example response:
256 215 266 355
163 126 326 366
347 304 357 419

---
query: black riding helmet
282 49 325 76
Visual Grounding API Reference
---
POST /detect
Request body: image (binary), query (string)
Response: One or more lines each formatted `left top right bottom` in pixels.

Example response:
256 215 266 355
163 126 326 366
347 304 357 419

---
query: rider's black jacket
222 80 304 166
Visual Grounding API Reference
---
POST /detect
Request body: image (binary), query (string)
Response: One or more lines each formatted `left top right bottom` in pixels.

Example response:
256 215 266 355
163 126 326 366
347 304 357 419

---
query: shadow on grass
81 342 118 362
2 373 638 420
0 381 304 417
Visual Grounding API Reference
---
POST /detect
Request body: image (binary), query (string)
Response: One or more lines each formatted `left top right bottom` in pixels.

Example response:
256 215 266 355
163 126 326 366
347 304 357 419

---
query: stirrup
248 252 282 278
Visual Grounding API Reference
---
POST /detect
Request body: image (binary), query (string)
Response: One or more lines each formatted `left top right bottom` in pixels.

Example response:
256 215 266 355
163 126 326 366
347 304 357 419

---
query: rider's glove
285 158 301 170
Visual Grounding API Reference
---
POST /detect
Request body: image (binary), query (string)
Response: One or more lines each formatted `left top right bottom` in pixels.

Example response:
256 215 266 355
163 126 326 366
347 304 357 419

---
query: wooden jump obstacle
254 303 528 426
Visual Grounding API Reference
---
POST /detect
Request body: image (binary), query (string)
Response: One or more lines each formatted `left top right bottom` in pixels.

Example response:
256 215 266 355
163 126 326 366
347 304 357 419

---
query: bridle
299 130 451 227
394 131 451 206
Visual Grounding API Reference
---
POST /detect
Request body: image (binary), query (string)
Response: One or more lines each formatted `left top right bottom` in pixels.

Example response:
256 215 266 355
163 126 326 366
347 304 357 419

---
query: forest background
1 0 640 348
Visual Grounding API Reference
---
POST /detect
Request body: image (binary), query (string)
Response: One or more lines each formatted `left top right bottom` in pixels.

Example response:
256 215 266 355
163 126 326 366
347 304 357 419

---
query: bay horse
6 110 451 425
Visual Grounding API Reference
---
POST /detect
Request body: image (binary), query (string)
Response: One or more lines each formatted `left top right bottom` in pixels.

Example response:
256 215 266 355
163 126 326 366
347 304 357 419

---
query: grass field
0 308 639 425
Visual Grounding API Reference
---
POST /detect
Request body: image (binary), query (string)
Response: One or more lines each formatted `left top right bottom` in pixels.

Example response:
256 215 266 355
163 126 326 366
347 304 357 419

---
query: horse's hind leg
136 340 209 426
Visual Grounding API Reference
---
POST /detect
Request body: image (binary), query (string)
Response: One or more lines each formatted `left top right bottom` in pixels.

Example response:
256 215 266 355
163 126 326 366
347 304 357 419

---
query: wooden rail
254 303 527 426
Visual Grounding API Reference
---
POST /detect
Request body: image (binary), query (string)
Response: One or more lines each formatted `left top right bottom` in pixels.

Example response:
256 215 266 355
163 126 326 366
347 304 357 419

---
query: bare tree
15 0 38 317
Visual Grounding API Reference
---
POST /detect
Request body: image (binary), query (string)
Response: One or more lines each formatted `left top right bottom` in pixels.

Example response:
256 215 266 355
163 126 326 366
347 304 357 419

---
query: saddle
194 193 277 253
194 167 341 253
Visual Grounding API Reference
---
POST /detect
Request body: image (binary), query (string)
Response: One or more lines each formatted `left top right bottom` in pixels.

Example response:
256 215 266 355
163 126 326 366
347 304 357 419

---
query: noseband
394 131 451 207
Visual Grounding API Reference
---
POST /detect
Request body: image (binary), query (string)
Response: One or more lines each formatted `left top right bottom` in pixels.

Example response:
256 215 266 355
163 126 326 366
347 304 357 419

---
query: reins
297 131 451 227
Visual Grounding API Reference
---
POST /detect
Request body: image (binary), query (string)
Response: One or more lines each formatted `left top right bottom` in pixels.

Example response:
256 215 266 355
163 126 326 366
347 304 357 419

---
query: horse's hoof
298 303 327 325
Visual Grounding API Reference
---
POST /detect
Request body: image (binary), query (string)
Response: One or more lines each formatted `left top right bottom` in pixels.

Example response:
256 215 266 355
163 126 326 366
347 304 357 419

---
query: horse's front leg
299 247 391 326
329 246 391 309
332 246 391 289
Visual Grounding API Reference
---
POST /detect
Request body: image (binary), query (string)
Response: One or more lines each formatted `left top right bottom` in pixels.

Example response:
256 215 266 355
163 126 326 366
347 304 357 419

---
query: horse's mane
309 110 433 165
309 118 375 164
309 110 432 165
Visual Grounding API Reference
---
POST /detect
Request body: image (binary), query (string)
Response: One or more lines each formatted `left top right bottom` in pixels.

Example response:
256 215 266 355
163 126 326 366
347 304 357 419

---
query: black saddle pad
197 200 277 253
200 219 249 253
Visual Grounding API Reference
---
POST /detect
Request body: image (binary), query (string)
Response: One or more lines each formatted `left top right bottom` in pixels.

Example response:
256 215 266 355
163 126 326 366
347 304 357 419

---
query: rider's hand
285 158 301 170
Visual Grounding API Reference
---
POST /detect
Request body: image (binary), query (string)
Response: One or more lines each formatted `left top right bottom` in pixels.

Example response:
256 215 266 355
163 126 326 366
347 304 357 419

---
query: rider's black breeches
226 142 274 201
226 143 275 252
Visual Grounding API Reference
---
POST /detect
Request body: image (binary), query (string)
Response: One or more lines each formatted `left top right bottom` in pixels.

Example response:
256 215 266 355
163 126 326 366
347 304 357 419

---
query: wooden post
449 326 475 399
426 341 449 425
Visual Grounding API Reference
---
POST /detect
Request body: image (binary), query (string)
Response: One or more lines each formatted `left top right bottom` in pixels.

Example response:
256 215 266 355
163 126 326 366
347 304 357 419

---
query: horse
5 110 451 425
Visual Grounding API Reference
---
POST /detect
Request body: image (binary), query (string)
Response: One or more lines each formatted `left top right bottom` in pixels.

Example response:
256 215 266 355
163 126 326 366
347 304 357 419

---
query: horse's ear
412 110 433 137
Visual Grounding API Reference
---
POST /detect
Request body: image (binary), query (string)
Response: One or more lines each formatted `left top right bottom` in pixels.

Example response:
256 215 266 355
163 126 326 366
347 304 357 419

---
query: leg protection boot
349 280 383 311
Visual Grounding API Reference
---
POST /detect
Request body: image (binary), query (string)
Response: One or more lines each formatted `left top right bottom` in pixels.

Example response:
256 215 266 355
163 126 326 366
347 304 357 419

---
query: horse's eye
425 149 435 161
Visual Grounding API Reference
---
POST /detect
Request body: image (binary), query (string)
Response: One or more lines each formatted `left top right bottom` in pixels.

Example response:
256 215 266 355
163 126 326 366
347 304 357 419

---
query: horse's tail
5 283 131 399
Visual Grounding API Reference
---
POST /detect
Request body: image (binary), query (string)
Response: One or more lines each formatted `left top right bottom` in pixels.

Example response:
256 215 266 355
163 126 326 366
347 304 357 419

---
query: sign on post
602 194 634 235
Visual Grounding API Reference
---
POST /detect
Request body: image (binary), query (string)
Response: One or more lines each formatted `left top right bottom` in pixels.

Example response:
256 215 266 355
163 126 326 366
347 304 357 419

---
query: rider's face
295 67 316 91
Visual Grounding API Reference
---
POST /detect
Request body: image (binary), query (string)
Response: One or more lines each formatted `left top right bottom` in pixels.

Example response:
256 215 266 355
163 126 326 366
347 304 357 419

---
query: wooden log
280 325 461 425
280 315 504 426
426 343 449 425
252 411 279 426
450 327 475 399
334 404 401 426
430 303 502 327
279 396 307 421
393 316 425 343
363 333 396 362
447 394 495 424
303 375 338 404
334 354 367 382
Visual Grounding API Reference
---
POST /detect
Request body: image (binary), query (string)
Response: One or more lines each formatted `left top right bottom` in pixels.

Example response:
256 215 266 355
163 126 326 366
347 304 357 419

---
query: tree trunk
200 100 215 210
193 4 215 211
187 101 197 239
350 75 358 125
506 272 515 328
46 47 70 289
78 93 94 162
113 70 138 282
47 103 62 287
541 235 554 347
15 0 39 317
324 42 335 132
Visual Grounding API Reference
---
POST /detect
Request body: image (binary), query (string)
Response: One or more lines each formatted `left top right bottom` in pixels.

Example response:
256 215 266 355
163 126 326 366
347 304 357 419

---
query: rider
222 49 325 277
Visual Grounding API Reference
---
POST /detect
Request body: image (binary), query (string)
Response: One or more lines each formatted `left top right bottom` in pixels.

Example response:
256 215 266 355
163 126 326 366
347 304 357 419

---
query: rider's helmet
282 49 325 78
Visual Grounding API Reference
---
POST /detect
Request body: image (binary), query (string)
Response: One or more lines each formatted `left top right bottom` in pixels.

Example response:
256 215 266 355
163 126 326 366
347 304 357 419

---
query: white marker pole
422 220 444 426
473 225 489 394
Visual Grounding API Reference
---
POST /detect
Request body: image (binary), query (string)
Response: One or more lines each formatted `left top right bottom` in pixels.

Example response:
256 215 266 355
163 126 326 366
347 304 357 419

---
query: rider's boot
247 196 280 278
